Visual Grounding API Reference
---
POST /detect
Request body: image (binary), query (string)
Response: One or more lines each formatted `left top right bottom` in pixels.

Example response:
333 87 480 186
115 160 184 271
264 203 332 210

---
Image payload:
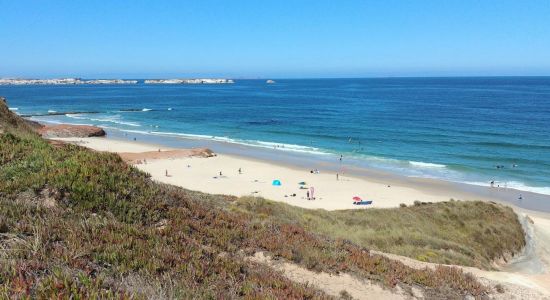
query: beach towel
353 200 373 205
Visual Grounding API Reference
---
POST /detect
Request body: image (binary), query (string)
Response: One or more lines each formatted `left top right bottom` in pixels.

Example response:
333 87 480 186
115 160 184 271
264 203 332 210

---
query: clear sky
1 0 549 78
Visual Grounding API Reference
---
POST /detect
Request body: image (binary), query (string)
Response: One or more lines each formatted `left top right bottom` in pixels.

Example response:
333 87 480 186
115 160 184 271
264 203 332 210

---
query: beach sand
53 136 550 295
55 137 480 210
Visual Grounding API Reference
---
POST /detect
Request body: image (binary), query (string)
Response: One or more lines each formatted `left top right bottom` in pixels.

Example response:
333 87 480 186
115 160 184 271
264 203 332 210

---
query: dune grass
232 197 525 269
0 97 519 298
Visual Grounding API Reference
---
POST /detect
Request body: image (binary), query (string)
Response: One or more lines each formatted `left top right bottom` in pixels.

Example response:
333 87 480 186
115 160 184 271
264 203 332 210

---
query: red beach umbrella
353 196 362 202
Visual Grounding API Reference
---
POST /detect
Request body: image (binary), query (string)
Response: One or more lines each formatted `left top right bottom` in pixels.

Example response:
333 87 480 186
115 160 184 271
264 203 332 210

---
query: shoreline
52 134 550 293
29 116 550 198
53 133 550 216
65 125 550 213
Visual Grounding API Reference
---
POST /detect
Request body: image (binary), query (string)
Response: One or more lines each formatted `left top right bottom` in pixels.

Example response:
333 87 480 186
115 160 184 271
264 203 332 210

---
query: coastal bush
233 197 525 269
0 99 495 298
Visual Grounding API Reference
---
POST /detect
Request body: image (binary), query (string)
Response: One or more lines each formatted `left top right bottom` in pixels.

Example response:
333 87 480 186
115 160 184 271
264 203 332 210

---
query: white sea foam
30 117 93 127
167 108 173 111
409 161 447 169
65 114 141 127
117 129 331 156
142 108 152 112
251 140 330 155
462 180 550 195
47 109 57 113
8 107 18 111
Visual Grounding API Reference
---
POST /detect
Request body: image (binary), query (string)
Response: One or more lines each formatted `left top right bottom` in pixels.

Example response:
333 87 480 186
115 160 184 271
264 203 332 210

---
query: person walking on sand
219 171 223 176
165 169 168 177
306 190 310 200
336 173 339 181
238 168 242 174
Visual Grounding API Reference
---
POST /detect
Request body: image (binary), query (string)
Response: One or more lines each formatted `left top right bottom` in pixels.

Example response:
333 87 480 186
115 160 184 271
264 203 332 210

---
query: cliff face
0 97 105 137
0 97 34 133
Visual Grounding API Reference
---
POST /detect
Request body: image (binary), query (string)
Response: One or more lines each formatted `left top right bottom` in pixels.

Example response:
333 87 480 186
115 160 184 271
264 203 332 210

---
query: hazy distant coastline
0 78 138 85
0 78 235 85
144 78 234 84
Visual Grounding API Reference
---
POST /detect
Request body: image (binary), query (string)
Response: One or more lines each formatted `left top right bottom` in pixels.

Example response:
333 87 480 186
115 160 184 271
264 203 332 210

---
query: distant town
0 78 234 85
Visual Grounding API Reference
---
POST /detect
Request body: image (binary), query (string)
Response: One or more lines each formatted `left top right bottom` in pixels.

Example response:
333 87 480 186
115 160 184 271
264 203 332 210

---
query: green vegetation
0 98 522 298
232 197 525 269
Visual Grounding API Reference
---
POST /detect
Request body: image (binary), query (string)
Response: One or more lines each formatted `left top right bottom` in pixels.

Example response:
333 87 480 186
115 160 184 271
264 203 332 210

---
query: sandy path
374 249 550 299
249 252 409 300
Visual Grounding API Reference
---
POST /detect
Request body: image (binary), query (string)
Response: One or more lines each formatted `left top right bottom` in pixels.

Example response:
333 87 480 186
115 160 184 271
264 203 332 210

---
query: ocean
2 77 550 195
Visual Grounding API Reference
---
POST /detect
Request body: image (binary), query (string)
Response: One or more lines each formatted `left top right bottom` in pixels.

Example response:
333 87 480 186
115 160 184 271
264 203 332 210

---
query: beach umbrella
298 181 306 185
353 196 362 202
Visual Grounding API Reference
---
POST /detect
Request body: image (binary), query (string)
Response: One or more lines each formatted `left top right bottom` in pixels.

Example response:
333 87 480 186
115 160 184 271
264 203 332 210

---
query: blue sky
1 0 549 78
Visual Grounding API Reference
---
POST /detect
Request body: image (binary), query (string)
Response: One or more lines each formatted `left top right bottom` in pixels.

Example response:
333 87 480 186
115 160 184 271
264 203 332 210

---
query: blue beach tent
272 179 281 186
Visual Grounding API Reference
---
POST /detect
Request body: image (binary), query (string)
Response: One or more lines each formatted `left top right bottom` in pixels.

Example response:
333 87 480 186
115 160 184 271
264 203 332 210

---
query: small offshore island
144 78 234 84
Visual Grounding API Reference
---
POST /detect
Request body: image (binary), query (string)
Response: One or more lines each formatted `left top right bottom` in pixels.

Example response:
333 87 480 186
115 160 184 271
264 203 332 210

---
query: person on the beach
306 191 310 200
238 168 242 174
339 154 343 162
519 194 523 201
336 173 339 181
165 169 168 177
490 180 494 187
219 171 222 176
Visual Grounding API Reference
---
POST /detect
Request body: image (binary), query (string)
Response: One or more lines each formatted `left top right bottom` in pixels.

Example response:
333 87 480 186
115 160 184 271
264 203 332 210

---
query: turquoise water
2 77 550 194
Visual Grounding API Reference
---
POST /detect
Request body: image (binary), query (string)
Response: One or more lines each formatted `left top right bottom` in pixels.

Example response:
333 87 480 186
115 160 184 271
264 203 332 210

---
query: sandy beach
56 137 486 210
52 135 550 295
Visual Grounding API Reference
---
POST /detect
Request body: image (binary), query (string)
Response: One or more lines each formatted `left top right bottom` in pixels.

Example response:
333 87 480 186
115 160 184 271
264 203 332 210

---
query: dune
52 136 550 296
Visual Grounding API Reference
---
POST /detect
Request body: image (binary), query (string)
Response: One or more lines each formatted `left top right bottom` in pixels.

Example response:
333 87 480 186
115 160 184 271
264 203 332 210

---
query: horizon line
2 75 550 80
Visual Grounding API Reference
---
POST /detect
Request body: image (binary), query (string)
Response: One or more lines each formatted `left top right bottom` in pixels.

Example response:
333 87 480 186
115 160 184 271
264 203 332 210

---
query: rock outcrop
37 124 106 138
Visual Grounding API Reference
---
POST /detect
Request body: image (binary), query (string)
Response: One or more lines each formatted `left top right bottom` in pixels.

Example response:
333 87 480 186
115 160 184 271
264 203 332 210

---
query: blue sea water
1 77 550 194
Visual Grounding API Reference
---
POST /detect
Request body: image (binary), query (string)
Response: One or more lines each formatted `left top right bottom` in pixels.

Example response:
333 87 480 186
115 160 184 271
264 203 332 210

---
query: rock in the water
38 124 106 138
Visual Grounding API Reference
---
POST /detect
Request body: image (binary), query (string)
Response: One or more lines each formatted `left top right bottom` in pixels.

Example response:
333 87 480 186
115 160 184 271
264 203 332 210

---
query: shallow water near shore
2 77 550 195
